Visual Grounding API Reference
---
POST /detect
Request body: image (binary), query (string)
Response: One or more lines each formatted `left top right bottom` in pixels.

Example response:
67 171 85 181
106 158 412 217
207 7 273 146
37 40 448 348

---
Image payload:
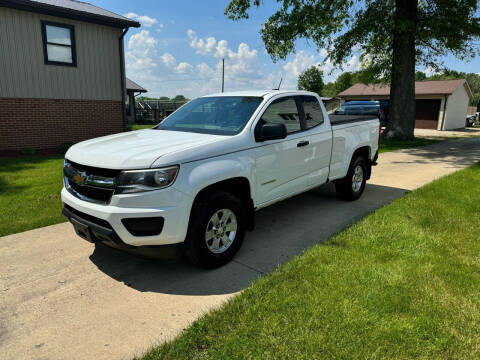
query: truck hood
65 129 227 169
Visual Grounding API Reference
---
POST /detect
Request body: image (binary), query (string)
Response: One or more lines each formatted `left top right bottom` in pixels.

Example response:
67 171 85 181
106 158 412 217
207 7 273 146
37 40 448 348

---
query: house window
41 21 76 66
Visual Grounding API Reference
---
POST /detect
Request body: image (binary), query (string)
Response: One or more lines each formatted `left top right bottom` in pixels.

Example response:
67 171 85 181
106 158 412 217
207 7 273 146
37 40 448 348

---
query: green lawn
128 124 156 131
0 155 64 237
379 137 442 153
137 163 480 360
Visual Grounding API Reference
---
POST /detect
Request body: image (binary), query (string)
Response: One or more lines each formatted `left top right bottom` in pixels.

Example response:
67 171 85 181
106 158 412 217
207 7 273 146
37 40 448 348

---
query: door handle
297 140 309 147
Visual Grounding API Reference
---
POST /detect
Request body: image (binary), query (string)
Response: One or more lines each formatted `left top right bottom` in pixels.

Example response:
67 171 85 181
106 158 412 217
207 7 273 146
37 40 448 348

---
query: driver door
253 96 311 206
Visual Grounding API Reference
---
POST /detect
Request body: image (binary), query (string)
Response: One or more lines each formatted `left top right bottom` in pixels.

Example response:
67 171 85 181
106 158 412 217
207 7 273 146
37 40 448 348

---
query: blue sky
92 0 480 98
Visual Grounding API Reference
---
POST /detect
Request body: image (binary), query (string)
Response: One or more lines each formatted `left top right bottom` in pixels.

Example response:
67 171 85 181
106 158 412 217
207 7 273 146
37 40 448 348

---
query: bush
20 147 36 155
56 142 75 155
474 115 480 128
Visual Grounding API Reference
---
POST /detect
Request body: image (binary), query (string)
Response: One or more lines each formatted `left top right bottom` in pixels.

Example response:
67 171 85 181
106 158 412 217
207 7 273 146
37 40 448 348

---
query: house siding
0 7 122 101
443 85 469 130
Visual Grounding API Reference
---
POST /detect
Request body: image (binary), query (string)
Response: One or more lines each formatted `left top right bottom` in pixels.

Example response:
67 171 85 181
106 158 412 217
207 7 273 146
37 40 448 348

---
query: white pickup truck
62 90 379 268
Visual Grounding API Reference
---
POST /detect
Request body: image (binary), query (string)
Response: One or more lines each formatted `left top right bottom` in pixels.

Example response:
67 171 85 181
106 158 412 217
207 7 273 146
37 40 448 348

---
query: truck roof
201 89 319 100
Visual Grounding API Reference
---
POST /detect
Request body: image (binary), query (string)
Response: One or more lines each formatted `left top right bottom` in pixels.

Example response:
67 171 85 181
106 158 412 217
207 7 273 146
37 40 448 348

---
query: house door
415 100 441 129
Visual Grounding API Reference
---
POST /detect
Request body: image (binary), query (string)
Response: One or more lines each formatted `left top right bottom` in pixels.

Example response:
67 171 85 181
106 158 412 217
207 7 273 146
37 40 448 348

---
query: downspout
440 95 447 131
119 27 129 131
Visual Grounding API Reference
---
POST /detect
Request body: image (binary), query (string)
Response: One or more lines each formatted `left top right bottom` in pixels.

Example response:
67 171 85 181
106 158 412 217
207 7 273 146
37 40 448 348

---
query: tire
184 191 246 268
335 155 367 201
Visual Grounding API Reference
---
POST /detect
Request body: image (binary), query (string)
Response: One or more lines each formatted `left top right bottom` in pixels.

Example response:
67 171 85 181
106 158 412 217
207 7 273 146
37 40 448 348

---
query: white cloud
423 66 439 76
125 27 361 98
128 30 157 56
175 62 193 74
187 29 259 82
126 30 158 76
283 51 318 78
123 12 158 27
161 52 176 67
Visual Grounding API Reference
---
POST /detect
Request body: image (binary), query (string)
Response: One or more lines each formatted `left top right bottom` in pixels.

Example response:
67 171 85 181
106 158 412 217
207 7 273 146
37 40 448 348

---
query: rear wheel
335 156 367 201
184 191 246 268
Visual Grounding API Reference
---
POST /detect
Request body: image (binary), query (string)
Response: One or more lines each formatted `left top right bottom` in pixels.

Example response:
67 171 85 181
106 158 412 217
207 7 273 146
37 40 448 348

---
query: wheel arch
191 177 255 231
350 145 372 179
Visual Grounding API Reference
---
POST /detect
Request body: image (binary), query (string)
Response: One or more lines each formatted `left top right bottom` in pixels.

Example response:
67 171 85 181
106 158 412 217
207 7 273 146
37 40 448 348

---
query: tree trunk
383 0 418 141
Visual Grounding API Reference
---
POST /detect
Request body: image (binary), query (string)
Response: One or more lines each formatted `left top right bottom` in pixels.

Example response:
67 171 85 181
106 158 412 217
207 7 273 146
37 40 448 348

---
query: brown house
0 0 140 155
338 80 473 130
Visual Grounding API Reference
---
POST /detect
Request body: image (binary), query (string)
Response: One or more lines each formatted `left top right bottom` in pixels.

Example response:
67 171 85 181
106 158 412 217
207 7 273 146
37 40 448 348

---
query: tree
225 0 480 140
159 96 170 100
297 66 324 96
322 71 360 97
173 95 187 101
322 82 338 98
415 71 427 81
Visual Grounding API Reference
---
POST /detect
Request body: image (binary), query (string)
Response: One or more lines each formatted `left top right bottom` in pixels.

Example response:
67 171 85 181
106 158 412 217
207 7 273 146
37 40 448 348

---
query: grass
128 124 156 131
137 163 480 360
378 137 442 153
0 155 64 237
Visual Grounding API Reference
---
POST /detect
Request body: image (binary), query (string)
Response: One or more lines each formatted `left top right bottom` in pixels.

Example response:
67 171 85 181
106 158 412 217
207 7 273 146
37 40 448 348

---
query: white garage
338 79 473 130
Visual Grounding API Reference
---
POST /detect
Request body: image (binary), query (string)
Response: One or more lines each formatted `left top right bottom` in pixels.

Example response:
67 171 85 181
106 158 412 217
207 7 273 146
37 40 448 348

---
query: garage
415 99 441 129
338 79 473 130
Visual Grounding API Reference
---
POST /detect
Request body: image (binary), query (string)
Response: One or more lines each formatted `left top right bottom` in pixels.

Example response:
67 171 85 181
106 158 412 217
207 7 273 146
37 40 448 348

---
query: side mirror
256 123 287 142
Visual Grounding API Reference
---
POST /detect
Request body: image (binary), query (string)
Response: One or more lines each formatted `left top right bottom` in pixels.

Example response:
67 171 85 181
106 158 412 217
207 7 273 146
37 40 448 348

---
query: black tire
335 156 367 201
184 191 246 268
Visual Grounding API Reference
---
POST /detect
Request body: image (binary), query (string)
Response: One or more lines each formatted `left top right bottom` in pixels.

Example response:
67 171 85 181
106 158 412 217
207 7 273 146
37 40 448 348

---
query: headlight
116 165 179 194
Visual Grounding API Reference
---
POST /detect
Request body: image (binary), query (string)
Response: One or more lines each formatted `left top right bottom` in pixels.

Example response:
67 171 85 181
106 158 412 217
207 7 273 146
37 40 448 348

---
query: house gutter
440 95 448 131
119 27 129 131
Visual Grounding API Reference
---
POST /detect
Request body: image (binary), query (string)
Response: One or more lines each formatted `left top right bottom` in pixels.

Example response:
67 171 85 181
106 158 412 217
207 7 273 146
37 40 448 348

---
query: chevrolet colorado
62 90 379 268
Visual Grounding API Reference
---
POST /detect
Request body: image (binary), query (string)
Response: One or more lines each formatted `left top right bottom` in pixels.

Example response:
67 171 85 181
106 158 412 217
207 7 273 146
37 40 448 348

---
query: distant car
335 100 388 126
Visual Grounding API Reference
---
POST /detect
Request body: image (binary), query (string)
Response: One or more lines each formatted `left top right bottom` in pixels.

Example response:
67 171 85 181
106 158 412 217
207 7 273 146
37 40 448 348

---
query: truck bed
329 114 378 126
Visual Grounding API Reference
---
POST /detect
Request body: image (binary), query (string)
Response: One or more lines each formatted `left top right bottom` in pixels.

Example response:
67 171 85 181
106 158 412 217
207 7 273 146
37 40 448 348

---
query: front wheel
184 191 246 268
335 156 367 201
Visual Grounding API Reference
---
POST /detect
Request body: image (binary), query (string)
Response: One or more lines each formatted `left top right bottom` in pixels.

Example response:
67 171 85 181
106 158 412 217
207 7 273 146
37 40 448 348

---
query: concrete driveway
1 137 479 360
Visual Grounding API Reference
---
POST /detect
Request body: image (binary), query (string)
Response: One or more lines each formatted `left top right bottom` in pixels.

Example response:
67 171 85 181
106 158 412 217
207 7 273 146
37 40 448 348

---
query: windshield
155 96 263 135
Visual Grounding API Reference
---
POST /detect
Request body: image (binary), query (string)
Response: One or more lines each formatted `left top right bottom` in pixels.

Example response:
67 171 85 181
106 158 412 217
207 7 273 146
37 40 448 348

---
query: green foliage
55 142 75 155
173 95 187 101
297 65 324 95
20 147 36 155
159 96 170 100
415 71 427 81
225 0 480 78
321 71 369 97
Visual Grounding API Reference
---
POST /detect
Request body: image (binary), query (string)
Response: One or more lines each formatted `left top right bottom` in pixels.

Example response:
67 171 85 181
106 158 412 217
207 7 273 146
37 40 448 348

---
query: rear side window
259 96 301 134
300 96 324 128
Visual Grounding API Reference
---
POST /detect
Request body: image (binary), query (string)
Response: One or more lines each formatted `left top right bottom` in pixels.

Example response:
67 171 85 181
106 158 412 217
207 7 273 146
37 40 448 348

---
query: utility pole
221 58 225 93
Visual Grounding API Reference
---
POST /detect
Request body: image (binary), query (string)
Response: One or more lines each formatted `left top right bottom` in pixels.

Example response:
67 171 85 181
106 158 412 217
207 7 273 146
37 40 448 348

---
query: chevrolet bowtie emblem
72 172 87 185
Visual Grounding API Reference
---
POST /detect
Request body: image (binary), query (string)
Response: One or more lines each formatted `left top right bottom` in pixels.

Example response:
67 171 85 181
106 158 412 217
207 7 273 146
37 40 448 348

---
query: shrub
474 115 480 128
56 142 75 155
20 147 36 155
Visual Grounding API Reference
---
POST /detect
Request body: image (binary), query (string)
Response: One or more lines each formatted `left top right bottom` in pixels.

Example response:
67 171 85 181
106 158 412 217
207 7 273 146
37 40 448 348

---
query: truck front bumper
61 186 193 247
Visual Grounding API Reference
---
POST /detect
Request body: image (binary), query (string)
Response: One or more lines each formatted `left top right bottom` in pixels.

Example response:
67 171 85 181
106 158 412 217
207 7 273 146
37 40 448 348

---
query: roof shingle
0 0 140 28
126 78 147 93
338 79 470 98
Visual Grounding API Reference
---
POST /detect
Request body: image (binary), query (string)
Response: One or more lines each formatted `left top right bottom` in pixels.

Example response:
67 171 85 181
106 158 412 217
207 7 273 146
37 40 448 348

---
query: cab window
259 97 301 134
300 96 324 128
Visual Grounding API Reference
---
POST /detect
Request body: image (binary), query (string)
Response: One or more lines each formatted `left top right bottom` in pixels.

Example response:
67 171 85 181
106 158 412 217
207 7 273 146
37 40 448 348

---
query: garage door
415 100 440 129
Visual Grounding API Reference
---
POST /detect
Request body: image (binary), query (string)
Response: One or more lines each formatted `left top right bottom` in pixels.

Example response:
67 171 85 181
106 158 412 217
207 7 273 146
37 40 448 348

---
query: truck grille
64 160 120 204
